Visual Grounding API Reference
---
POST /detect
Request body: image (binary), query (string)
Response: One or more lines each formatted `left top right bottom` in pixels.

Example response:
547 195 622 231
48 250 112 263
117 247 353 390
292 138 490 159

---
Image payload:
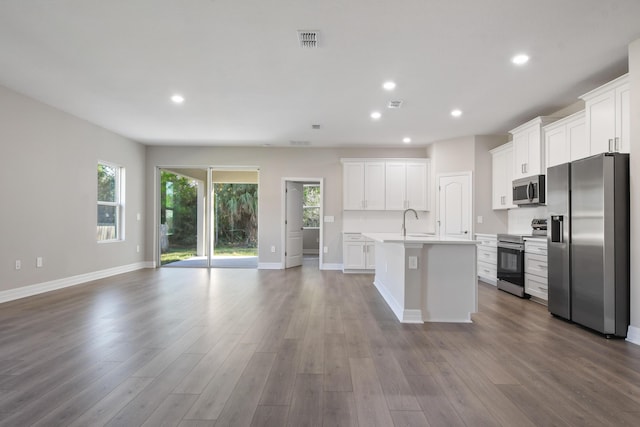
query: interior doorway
282 178 323 269
437 172 472 239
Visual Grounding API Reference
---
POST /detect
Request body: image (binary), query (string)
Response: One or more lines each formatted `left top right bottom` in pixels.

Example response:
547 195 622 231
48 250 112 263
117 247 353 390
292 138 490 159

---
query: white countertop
362 232 478 245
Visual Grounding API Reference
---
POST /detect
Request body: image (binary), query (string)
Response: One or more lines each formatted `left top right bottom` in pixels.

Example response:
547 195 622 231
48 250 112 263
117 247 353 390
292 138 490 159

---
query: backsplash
508 206 547 234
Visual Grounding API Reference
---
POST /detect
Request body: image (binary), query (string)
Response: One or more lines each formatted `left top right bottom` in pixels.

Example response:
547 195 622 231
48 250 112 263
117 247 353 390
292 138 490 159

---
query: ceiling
1 1 639 148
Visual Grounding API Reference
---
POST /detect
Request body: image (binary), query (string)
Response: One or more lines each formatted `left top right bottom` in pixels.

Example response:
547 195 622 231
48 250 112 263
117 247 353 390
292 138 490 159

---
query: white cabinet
490 142 515 210
385 160 429 211
343 161 385 210
580 74 630 155
343 233 375 272
524 239 548 302
476 234 497 285
544 111 587 168
510 116 559 180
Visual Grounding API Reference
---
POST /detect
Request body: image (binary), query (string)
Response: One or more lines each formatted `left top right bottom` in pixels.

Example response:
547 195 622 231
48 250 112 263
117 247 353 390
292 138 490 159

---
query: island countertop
362 232 478 245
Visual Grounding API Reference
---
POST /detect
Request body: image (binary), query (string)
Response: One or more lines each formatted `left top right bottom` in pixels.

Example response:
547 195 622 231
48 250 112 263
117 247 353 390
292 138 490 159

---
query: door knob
464 230 468 234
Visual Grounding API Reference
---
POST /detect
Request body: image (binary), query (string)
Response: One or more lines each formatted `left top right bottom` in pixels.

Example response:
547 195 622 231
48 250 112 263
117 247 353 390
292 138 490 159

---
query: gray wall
303 229 320 253
629 38 640 332
145 146 429 266
0 85 146 292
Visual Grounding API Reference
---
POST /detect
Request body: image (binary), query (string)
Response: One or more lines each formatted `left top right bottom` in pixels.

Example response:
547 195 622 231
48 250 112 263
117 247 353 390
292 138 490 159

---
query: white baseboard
258 262 283 270
321 263 343 271
626 325 640 346
0 261 153 304
402 309 424 324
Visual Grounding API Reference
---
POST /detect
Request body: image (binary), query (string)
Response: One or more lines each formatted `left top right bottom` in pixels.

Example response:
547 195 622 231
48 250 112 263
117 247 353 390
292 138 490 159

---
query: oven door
497 242 525 287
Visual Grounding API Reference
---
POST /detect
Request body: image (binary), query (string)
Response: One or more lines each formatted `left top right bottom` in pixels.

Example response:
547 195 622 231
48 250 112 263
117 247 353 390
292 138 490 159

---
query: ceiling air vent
311 124 321 130
387 100 403 109
290 140 311 146
298 30 319 48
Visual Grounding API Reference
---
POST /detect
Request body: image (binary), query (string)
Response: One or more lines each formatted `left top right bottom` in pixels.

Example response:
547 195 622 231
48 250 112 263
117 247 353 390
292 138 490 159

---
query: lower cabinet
524 239 548 302
476 234 497 285
343 233 375 272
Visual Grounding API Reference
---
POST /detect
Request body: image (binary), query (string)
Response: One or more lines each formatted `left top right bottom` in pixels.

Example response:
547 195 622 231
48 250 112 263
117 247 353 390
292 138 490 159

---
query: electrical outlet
136 245 140 253
137 213 141 221
36 257 43 268
323 246 328 253
477 215 483 224
270 245 276 253
15 260 21 270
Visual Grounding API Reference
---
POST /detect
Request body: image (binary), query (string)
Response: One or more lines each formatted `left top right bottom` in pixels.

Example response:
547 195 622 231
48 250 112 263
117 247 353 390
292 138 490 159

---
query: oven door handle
497 242 525 251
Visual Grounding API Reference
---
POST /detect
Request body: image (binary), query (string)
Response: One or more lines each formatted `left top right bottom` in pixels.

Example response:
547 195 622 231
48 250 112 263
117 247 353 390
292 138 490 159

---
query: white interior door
438 173 472 239
285 181 304 268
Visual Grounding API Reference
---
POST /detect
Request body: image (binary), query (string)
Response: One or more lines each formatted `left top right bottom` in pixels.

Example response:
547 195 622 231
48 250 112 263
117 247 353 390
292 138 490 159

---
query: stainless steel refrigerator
547 152 630 337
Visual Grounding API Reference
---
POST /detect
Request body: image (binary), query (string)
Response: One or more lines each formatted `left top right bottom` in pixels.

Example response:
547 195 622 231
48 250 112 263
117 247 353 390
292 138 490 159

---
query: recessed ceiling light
382 81 396 91
171 94 185 104
370 111 382 120
451 109 462 117
402 137 412 144
511 54 529 65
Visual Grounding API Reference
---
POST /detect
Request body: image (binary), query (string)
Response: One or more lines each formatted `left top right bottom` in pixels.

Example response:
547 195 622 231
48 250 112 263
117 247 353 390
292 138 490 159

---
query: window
97 162 124 241
303 184 320 228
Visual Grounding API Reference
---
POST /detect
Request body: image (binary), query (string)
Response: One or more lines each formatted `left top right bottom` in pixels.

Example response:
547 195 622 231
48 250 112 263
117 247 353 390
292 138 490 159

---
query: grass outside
161 245 258 265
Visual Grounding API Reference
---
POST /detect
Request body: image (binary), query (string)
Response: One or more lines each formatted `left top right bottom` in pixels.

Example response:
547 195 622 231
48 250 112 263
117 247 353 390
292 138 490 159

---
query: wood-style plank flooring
2 258 640 426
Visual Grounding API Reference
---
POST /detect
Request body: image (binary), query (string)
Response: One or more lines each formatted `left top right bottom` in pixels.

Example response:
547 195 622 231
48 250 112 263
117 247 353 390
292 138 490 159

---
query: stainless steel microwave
513 175 545 205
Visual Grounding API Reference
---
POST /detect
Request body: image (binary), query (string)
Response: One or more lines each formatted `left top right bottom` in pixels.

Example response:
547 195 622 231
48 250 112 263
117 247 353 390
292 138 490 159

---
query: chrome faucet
402 208 419 237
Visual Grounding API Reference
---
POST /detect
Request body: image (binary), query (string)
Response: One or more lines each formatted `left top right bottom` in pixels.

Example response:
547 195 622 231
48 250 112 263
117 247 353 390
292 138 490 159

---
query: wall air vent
387 100 403 109
290 140 311 146
297 30 319 48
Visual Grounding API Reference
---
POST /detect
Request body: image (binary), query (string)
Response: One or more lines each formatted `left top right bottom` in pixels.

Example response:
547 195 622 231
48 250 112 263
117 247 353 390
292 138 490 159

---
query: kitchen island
362 233 478 323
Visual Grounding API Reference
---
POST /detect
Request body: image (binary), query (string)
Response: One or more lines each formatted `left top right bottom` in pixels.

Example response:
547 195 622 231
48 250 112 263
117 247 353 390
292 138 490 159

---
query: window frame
302 184 320 229
97 161 125 242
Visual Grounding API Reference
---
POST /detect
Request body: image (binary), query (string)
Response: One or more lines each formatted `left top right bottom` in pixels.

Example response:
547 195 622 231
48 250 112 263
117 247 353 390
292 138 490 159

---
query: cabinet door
585 90 616 155
545 126 568 169
526 127 542 176
492 150 507 209
343 162 364 210
343 242 365 269
365 242 376 269
364 162 385 210
405 162 428 210
384 162 406 210
504 146 515 208
616 83 630 153
512 131 530 180
568 118 588 162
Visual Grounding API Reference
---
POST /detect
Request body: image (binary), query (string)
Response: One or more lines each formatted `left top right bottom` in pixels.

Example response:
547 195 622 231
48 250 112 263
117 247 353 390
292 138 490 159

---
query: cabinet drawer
477 247 497 264
525 275 548 300
344 233 368 242
478 261 497 279
525 253 547 277
525 241 547 255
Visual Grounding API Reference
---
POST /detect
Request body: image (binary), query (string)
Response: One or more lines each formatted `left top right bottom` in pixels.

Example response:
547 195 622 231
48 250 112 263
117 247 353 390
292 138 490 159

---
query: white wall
628 38 640 336
0 85 146 294
145 146 429 266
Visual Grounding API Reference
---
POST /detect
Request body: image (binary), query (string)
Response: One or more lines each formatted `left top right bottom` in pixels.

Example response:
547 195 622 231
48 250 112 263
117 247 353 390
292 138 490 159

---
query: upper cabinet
490 142 516 210
544 111 587 168
385 160 430 211
342 161 385 210
580 74 630 155
510 116 559 180
342 158 430 211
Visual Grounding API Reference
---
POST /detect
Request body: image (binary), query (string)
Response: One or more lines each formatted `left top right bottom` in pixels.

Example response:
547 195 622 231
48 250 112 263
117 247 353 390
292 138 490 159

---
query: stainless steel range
496 218 547 298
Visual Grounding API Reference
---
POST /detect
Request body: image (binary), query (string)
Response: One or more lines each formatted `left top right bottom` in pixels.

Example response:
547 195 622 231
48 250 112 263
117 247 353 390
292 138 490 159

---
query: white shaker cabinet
580 74 630 155
490 142 515 210
544 111 587 168
385 160 429 211
342 233 375 272
476 234 497 285
510 116 559 180
343 161 385 210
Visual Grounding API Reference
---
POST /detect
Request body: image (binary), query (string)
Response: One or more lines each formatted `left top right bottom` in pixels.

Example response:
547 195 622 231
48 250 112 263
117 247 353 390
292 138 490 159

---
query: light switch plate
408 256 418 269
324 216 334 223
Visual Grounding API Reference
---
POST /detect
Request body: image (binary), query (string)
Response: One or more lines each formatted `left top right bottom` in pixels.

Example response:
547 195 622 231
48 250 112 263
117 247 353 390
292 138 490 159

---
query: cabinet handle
521 164 524 174
484 269 490 274
537 264 547 270
608 139 613 152
615 137 620 152
483 253 490 258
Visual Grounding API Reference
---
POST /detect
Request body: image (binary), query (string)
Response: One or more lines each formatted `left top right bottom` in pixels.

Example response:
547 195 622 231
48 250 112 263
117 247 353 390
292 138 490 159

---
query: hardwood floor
2 262 640 426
